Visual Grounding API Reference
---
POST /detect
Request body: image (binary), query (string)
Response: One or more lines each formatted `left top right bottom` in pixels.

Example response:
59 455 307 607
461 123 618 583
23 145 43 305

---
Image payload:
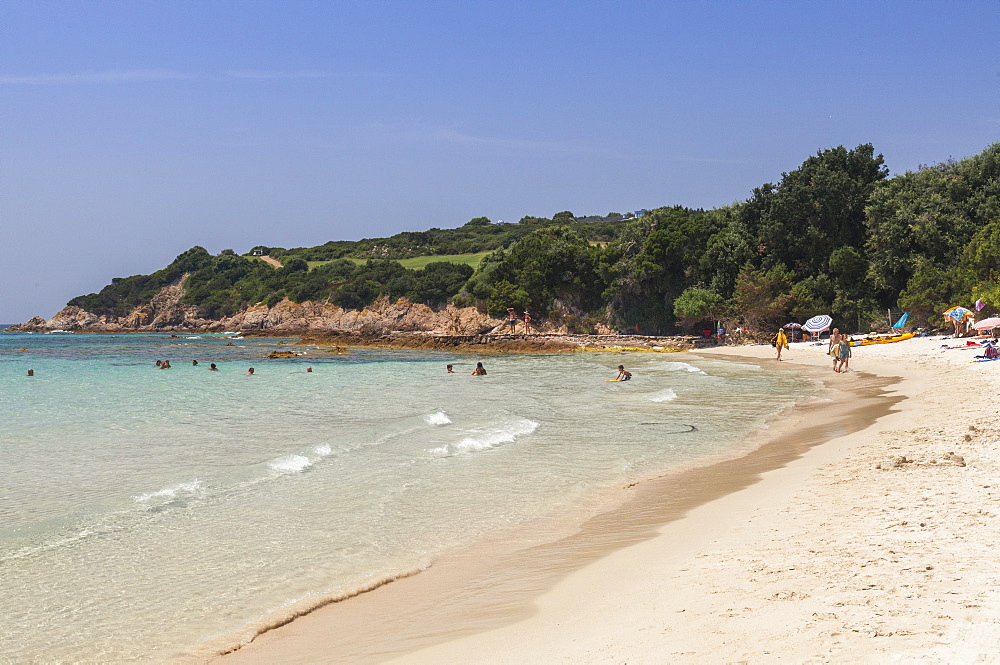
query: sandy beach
217 335 1000 664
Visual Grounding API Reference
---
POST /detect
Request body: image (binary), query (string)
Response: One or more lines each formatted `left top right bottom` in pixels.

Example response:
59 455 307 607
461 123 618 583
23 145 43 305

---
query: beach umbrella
944 306 974 322
782 322 802 329
803 314 833 333
974 317 1000 331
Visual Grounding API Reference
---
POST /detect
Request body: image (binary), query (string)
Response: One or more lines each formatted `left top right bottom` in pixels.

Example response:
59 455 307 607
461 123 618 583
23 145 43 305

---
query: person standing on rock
523 311 532 334
506 308 518 334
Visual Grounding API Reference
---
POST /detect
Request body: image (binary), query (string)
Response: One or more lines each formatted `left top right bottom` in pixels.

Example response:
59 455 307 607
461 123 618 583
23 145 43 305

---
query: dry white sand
216 335 1000 664
383 336 1000 664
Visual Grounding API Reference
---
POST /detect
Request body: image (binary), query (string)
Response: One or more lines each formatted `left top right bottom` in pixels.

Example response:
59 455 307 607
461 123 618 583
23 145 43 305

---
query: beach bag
829 343 841 357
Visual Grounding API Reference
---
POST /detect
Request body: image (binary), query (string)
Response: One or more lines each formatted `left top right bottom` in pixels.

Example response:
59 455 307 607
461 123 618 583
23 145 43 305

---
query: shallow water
0 332 811 663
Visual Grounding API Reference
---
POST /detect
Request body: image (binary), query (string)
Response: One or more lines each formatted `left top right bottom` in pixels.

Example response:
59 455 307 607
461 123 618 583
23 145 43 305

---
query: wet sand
215 347 912 663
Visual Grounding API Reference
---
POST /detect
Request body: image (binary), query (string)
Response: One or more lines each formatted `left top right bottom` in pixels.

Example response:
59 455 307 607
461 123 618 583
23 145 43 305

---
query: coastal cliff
9 282 514 336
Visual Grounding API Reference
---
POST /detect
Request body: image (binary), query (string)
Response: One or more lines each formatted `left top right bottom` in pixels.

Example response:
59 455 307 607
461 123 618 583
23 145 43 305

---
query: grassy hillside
307 251 491 271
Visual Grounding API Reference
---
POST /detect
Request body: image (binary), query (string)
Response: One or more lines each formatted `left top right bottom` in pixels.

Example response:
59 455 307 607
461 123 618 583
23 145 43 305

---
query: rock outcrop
7 281 508 336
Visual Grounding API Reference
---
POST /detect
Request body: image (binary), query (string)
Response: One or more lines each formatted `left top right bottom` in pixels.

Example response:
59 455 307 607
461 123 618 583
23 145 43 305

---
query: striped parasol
802 314 833 333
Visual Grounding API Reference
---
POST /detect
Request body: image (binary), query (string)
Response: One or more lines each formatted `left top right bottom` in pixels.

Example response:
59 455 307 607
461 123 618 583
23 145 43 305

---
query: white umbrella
803 314 832 333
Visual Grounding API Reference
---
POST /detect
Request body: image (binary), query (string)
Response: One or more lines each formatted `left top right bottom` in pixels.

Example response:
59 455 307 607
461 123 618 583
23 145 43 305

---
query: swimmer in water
471 362 487 376
192 359 198 366
209 363 218 370
446 364 454 373
245 367 254 375
306 366 313 373
26 369 34 376
616 365 632 381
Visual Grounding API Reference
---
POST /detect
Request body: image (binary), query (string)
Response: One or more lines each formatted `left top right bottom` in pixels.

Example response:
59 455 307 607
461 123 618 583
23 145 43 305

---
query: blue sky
2 1 998 322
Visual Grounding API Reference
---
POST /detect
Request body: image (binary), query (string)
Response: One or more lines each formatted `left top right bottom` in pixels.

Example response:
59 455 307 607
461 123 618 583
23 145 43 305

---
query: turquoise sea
0 330 812 663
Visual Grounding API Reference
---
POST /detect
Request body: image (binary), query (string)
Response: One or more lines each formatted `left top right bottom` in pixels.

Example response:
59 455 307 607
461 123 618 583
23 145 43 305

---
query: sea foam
134 479 202 502
648 361 707 374
455 419 539 452
268 455 313 473
649 388 678 403
424 411 452 426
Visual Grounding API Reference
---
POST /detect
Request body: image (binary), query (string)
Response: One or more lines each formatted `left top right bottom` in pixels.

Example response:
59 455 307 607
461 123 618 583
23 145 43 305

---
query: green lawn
307 251 490 271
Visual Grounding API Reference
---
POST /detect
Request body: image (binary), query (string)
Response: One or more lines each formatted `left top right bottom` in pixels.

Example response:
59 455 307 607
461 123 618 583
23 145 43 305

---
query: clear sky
2 1 998 322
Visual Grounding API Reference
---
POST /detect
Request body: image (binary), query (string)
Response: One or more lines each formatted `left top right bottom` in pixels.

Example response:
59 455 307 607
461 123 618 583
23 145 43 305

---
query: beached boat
848 332 915 347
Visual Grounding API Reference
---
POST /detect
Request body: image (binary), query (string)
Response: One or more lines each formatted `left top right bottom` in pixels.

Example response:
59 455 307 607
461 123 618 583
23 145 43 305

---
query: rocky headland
7 282 717 353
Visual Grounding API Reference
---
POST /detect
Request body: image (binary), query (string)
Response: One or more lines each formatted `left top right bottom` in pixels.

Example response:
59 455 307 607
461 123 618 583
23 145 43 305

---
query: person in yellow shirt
773 328 789 361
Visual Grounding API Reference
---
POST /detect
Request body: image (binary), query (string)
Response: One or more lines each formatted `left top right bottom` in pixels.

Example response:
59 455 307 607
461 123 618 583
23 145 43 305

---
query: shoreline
387 338 1000 662
4 325 723 354
212 348 904 663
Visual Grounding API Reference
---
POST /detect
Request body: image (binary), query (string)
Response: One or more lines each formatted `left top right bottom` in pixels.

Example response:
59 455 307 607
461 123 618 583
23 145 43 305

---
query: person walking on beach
506 308 518 334
837 337 852 372
471 362 487 376
828 328 842 372
774 328 789 361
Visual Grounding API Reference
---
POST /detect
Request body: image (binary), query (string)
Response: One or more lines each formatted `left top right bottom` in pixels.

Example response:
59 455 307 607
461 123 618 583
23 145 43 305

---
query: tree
673 287 723 331
485 280 530 317
731 264 794 331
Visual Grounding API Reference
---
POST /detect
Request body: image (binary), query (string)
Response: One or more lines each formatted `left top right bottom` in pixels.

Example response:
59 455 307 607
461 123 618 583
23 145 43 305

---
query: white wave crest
648 361 707 374
424 411 452 426
649 388 678 403
314 444 332 456
269 455 313 473
455 419 539 452
134 479 202 502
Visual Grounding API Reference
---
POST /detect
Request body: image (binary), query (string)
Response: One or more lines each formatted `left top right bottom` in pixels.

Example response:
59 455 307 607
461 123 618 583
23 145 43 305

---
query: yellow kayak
848 332 915 347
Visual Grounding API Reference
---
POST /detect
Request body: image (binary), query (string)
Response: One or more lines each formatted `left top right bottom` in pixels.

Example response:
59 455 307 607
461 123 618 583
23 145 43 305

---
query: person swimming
471 362 487 376
26 369 34 376
446 364 454 373
245 367 254 375
616 365 632 381
209 363 218 370
192 359 198 366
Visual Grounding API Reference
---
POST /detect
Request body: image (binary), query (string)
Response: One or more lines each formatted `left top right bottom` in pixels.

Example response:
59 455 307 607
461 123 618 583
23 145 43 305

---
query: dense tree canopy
68 141 1000 333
